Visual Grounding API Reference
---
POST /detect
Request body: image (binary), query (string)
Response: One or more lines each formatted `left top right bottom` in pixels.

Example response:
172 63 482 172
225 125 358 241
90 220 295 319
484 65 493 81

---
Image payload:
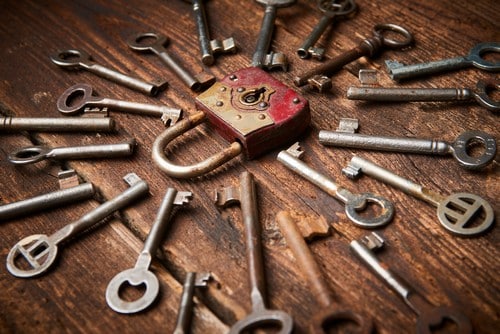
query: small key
173 272 212 334
50 49 167 96
57 83 182 126
276 211 372 333
277 143 394 228
127 32 216 92
0 116 115 132
319 129 497 170
252 0 296 71
215 171 293 334
6 173 149 278
8 140 135 165
297 0 357 60
294 23 413 92
343 156 495 236
386 42 500 81
106 188 192 314
350 232 473 333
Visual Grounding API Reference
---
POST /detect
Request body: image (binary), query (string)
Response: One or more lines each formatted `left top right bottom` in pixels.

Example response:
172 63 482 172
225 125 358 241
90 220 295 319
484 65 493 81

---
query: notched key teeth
286 142 304 159
342 163 362 179
58 169 80 189
358 69 379 86
210 38 237 54
307 75 332 92
308 47 325 60
123 172 143 186
194 72 216 91
194 272 212 287
360 232 385 251
263 52 288 72
174 191 193 206
214 186 241 208
161 108 183 126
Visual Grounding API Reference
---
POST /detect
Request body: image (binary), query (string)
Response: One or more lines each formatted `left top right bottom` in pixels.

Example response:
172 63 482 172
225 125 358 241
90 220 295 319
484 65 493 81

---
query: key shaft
347 87 472 102
0 116 115 132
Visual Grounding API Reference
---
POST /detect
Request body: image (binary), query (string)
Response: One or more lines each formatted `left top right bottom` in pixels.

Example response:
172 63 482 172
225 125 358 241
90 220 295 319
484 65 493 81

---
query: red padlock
152 67 310 178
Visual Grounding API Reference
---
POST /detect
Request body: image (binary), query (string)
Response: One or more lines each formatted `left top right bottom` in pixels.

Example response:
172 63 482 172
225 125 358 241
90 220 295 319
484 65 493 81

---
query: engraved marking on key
0 116 116 132
50 49 167 96
277 143 394 228
6 173 149 278
215 171 293 334
350 232 473 333
343 156 495 236
106 189 192 314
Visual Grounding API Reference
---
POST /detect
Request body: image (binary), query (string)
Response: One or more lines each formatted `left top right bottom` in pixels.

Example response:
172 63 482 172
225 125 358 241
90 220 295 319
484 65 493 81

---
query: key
0 116 115 132
127 32 216 92
106 188 192 314
252 0 296 71
319 129 497 170
294 23 413 92
350 232 473 333
215 171 293 333
173 272 212 334
50 49 167 96
297 0 357 60
6 173 149 278
276 211 372 333
8 140 135 165
57 83 182 126
277 143 394 228
343 156 495 236
386 42 500 81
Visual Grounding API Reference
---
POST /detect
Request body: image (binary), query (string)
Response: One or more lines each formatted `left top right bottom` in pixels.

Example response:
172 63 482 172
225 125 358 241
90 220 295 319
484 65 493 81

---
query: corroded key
0 116 115 132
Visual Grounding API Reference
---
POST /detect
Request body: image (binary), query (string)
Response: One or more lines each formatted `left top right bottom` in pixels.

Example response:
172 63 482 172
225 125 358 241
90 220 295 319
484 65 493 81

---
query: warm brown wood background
0 0 498 333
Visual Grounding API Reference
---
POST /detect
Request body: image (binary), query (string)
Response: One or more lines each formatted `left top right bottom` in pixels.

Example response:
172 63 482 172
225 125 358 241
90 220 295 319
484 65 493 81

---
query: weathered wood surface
0 0 498 333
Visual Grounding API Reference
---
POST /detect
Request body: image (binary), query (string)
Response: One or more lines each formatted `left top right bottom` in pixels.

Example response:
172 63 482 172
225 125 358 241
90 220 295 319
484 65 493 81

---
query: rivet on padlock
152 67 310 178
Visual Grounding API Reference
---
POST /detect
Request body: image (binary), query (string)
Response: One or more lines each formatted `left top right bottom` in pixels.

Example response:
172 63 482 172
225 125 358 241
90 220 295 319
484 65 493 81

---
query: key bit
336 118 359 133
358 232 385 251
307 74 332 92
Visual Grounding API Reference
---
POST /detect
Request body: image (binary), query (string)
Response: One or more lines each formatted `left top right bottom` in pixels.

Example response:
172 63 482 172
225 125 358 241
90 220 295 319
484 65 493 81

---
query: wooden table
1 0 498 333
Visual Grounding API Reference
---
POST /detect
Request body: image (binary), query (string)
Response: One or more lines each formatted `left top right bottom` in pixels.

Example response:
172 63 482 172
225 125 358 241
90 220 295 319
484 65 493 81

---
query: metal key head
8 146 52 164
473 79 500 112
255 0 296 7
127 32 167 53
6 234 58 278
57 83 96 115
450 130 497 170
319 0 357 18
50 49 92 68
372 23 414 50
341 191 395 228
467 42 500 71
417 305 473 334
311 308 372 334
229 309 294 334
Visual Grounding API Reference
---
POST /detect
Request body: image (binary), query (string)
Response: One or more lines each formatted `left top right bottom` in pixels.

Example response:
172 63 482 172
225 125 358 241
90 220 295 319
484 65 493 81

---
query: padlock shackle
152 111 243 178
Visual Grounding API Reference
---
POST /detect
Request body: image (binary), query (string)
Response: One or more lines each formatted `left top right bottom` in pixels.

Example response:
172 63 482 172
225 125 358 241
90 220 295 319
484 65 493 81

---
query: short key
106 188 192 314
0 116 115 132
386 42 500 81
297 0 357 60
57 83 182 126
277 143 394 228
6 173 149 278
215 171 293 334
319 129 497 170
50 49 166 96
343 156 495 236
350 232 473 333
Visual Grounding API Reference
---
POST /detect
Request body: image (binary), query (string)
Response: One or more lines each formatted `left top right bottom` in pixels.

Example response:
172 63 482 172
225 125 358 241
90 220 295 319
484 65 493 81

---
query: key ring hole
57 83 93 114
319 0 357 17
468 42 500 70
373 23 413 49
118 281 147 302
127 32 167 51
452 131 496 170
50 49 91 67
464 137 487 158
474 80 500 112
8 146 50 164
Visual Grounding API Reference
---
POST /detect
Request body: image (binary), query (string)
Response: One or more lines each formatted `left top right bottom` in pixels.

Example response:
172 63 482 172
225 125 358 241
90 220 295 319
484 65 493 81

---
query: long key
50 49 167 96
343 156 495 236
294 23 413 92
127 32 215 92
386 42 500 81
297 0 357 60
0 116 115 132
57 83 182 126
252 0 296 71
6 173 149 278
276 211 372 333
106 188 192 314
215 171 293 334
350 232 473 333
277 143 394 228
8 140 135 165
319 129 497 170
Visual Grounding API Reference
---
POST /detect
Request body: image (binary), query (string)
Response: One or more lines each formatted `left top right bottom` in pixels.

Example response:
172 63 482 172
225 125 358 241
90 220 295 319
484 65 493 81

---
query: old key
0 116 115 132
215 172 293 333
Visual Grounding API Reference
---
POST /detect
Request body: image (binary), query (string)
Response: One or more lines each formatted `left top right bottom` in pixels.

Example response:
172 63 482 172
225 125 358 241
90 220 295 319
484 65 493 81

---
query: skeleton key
276 211 372 333
386 42 500 81
297 0 357 60
57 83 182 126
294 23 413 92
106 188 192 314
277 143 394 228
50 49 167 96
0 116 115 132
343 156 495 236
350 232 473 333
127 32 216 92
6 173 149 278
215 171 293 333
252 0 296 71
319 129 497 170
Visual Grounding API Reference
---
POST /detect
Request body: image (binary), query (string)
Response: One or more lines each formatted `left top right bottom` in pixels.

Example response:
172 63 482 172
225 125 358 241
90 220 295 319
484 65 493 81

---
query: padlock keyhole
241 88 267 105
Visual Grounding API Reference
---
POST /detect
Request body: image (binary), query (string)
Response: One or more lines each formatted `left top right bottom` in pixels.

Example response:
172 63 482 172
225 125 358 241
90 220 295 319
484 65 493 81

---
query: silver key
350 232 473 333
106 188 192 314
6 173 149 278
386 42 500 81
0 116 115 132
343 156 495 236
277 143 394 228
57 83 182 126
50 49 167 96
319 129 497 170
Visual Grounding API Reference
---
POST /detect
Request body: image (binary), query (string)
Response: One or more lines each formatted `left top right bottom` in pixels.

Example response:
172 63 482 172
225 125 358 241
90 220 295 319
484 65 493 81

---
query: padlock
152 67 310 178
